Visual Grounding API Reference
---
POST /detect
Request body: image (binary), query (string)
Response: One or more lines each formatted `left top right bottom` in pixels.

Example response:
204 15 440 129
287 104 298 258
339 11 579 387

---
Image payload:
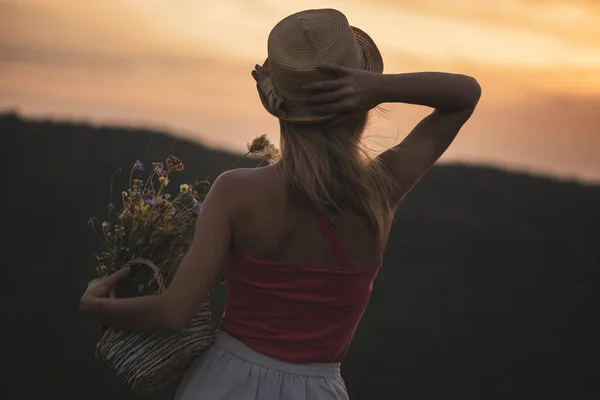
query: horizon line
2 108 598 188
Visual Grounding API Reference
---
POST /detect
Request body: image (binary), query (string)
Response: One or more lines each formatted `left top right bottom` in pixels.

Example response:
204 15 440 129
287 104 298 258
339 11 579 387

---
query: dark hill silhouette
1 112 599 400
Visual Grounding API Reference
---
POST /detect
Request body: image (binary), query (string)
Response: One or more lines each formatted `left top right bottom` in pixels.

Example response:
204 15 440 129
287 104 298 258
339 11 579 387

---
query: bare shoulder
210 165 282 209
210 166 285 251
212 165 278 189
210 167 251 190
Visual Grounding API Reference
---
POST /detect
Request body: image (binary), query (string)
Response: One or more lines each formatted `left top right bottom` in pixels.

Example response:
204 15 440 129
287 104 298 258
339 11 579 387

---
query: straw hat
254 8 383 123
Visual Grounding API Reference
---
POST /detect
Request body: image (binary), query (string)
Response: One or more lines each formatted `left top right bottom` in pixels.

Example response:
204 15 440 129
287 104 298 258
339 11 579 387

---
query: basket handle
97 258 165 351
121 258 167 294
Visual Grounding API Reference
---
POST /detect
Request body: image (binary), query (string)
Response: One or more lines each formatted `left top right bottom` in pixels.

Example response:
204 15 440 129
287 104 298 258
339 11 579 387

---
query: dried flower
152 162 164 176
96 263 108 275
246 134 280 164
264 143 281 164
166 155 184 171
133 160 144 171
145 198 158 207
247 134 269 154
88 137 278 295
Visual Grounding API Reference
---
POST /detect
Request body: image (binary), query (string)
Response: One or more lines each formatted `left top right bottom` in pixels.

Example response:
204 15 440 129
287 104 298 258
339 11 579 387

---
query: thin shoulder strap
316 210 355 269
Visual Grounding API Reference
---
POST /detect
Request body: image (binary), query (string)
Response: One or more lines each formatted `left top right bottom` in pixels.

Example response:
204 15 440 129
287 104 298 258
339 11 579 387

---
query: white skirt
174 331 349 400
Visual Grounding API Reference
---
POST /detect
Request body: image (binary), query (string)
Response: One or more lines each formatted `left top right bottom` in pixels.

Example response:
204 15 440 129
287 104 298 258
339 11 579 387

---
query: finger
306 88 348 104
87 277 103 287
315 63 350 76
302 80 345 92
103 266 131 286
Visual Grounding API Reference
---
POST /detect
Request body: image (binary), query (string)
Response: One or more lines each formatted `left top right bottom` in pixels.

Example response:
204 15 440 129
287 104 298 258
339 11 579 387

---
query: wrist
79 294 103 317
373 73 402 104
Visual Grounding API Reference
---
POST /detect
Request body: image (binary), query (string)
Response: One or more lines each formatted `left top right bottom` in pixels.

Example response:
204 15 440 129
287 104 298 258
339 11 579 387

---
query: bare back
228 165 393 270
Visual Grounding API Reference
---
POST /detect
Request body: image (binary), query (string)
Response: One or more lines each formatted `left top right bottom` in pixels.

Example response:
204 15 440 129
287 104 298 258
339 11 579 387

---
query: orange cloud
359 0 600 47
1 1 599 181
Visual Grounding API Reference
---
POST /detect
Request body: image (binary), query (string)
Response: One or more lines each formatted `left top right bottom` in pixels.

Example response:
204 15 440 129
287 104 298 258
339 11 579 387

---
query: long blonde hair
277 112 394 237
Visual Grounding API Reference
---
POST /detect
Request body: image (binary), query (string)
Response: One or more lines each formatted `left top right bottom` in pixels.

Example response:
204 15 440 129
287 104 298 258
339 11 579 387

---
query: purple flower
153 164 166 176
133 160 144 171
102 221 111 232
193 202 203 213
145 198 158 207
109 248 116 255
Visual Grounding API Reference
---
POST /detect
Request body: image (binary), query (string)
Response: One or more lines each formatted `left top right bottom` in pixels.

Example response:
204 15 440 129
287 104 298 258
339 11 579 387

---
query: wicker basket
95 258 217 393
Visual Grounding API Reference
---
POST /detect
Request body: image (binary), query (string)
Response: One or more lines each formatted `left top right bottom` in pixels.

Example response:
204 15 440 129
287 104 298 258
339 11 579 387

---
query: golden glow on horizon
1 0 599 181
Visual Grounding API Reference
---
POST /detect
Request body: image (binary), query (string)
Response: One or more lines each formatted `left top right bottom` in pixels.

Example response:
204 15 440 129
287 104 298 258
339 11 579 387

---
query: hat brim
350 26 384 74
258 26 383 123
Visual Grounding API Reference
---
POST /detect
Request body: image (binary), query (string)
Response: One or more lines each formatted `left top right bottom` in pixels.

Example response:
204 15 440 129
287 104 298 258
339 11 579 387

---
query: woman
79 8 481 400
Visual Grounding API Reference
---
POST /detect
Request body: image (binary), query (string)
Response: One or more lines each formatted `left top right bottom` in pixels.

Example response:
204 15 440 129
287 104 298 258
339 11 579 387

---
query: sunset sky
1 0 599 182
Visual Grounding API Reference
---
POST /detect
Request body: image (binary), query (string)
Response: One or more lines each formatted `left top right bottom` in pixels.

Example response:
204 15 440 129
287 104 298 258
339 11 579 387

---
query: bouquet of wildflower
89 155 217 298
88 135 279 393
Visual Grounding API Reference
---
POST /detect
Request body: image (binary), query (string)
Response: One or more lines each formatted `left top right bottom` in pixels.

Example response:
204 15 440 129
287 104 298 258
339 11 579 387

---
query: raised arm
375 72 481 204
304 65 481 206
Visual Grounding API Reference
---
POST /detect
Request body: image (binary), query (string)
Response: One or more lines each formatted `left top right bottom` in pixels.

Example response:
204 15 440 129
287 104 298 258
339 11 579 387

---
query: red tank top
219 213 382 363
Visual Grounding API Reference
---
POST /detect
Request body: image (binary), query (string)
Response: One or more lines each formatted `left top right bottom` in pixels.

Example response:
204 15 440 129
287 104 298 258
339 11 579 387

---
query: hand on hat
302 64 382 116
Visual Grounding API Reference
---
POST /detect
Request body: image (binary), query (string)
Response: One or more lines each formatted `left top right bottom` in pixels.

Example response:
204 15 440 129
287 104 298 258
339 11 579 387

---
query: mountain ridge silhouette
2 112 598 399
